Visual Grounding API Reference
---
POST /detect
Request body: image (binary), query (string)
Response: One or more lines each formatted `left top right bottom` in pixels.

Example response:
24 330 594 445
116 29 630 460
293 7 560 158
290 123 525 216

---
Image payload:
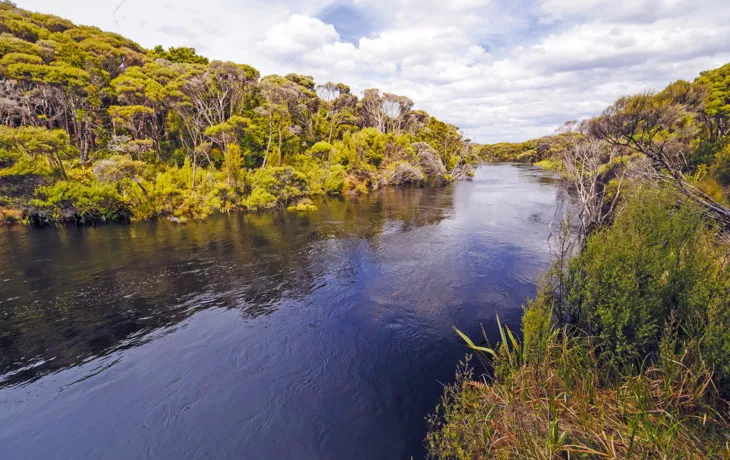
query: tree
359 89 386 133
4 61 99 162
110 64 175 159
108 105 154 140
557 135 626 241
257 76 303 167
589 91 730 227
93 154 151 201
150 45 209 65
0 125 72 178
316 82 356 143
696 63 730 141
382 93 413 134
204 115 248 156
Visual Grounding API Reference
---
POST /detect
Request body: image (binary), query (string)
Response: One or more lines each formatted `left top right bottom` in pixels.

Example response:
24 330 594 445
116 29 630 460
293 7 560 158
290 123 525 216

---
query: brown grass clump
427 333 730 459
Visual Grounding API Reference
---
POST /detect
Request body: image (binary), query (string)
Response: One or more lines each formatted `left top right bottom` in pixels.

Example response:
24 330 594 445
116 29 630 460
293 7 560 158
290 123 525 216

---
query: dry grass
427 334 730 459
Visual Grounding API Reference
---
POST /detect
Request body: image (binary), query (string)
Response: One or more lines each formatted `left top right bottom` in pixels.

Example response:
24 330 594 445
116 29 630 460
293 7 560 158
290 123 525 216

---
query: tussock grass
427 328 730 459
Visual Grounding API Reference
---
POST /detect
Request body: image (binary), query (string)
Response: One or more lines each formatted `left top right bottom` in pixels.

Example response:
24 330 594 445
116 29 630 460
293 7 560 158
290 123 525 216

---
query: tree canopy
0 1 474 224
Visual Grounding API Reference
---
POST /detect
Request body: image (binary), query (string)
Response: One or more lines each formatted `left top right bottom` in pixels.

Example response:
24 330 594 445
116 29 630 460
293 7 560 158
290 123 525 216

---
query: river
0 164 566 459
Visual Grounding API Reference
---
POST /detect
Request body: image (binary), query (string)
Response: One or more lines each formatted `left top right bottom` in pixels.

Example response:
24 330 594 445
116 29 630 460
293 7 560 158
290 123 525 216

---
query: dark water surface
0 164 565 459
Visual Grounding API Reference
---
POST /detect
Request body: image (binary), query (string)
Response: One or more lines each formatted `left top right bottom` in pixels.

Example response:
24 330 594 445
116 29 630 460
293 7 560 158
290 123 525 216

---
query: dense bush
28 180 131 224
429 187 730 458
560 189 730 378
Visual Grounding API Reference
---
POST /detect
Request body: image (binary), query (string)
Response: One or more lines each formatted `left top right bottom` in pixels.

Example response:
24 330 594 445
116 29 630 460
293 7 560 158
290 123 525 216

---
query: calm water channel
0 164 566 459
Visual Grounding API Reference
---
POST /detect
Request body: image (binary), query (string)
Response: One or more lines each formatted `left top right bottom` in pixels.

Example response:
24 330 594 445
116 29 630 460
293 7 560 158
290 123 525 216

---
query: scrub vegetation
430 62 730 458
0 1 476 225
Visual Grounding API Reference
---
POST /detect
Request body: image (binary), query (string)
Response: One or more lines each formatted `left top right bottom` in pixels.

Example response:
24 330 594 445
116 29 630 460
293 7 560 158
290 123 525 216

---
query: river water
0 164 565 459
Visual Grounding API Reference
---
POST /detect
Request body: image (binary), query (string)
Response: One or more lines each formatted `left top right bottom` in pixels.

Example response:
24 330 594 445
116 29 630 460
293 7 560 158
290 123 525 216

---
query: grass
427 323 730 459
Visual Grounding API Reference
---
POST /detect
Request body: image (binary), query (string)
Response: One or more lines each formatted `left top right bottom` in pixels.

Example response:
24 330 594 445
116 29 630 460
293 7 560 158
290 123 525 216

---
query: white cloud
257 14 339 57
15 0 730 143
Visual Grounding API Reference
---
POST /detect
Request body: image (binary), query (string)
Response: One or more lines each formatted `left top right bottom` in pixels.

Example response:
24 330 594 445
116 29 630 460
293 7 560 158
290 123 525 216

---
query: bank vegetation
430 62 730 458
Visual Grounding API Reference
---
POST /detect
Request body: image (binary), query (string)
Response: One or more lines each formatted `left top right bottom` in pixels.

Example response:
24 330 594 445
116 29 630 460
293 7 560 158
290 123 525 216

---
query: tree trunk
278 118 283 166
262 112 272 168
191 149 197 190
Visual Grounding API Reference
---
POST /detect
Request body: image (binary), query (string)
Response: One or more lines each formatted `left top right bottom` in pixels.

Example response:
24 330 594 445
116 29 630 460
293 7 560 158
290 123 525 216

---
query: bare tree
589 92 730 227
558 136 626 241
382 93 413 134
359 89 386 133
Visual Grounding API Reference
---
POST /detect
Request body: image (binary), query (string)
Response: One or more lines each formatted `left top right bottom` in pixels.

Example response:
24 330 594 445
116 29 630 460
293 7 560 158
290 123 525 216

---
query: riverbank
0 153 476 226
427 186 730 458
428 61 730 458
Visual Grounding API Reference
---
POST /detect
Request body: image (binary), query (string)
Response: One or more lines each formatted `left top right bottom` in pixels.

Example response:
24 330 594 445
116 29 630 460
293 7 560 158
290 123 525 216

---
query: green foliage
29 180 130 223
0 35 39 56
249 166 307 203
713 144 730 185
0 2 474 224
0 147 51 176
562 189 728 376
352 128 386 167
246 188 276 210
0 125 72 177
431 185 730 458
323 164 346 195
310 141 333 161
150 45 208 64
0 51 41 65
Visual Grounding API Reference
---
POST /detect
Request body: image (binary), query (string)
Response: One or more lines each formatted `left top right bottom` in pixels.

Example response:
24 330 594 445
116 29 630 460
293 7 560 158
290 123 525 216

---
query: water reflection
0 164 565 460
0 186 455 387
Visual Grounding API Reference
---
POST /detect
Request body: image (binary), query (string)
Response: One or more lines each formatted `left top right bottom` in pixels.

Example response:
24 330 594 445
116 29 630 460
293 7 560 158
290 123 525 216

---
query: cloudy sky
17 0 730 143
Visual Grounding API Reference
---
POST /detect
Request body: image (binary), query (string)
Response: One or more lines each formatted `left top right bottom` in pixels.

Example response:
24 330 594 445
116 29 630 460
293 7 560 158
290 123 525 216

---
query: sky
16 0 730 143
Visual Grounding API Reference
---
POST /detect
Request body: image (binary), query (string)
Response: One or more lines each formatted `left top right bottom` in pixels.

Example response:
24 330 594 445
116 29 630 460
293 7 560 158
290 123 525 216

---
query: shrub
323 164 345 195
532 188 730 388
246 188 276 210
712 144 730 185
387 161 424 186
249 166 307 203
287 198 317 212
310 141 333 162
352 128 386 167
29 180 131 224
428 332 729 459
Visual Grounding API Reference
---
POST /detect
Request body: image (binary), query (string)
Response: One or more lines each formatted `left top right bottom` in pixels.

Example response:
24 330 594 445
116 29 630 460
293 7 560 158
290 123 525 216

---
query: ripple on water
0 165 568 459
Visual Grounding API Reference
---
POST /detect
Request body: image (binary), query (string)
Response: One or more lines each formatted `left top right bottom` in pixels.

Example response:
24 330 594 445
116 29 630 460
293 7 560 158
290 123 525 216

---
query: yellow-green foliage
29 180 130 223
246 188 276 210
0 149 51 177
713 144 730 185
0 2 481 224
533 158 562 172
0 125 72 177
323 164 346 195
249 166 307 202
149 163 235 220
286 198 317 212
310 141 333 161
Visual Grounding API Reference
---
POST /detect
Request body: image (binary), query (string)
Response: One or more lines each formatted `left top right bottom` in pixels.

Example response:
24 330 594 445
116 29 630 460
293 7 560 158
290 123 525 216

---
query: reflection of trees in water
0 186 455 387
